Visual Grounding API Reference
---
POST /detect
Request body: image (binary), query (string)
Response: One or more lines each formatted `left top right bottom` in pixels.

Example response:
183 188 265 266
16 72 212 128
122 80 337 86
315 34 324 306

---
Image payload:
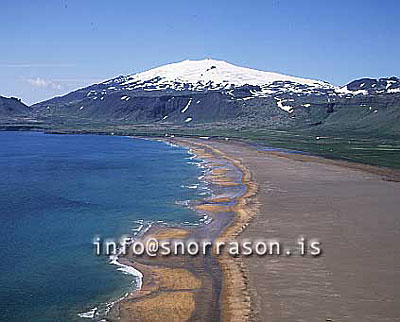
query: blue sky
1 0 399 104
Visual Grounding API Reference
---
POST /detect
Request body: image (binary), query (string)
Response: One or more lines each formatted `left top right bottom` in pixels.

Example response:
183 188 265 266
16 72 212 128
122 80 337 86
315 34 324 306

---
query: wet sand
108 140 253 321
202 139 400 322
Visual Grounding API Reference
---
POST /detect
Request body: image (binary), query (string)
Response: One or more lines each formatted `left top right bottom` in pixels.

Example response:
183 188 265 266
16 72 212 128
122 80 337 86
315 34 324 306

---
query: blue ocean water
0 132 204 321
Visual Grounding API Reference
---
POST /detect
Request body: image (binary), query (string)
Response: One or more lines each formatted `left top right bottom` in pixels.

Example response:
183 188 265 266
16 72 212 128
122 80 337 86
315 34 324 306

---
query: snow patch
181 98 192 113
275 97 293 113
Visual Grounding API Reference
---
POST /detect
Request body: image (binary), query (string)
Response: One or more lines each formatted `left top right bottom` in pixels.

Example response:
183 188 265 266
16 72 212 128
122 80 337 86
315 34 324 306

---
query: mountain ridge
0 59 397 139
0 96 30 117
29 59 398 126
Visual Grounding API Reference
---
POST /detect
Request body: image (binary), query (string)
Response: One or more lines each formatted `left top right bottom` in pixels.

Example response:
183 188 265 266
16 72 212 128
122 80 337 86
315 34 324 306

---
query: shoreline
174 138 260 321
175 138 259 321
104 137 258 321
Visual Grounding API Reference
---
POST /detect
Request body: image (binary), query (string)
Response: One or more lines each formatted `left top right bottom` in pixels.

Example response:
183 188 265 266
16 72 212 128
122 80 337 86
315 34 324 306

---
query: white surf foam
78 307 97 319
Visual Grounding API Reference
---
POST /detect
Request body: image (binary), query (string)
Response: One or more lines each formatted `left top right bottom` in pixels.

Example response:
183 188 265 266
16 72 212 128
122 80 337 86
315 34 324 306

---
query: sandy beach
202 139 400 321
110 137 400 321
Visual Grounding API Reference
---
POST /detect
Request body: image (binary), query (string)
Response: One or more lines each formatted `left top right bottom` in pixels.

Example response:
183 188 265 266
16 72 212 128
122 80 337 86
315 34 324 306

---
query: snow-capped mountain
338 76 400 95
103 59 335 95
31 59 399 126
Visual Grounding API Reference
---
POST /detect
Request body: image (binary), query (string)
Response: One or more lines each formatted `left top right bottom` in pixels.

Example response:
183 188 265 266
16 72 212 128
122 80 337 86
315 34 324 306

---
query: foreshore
106 137 258 321
107 136 400 321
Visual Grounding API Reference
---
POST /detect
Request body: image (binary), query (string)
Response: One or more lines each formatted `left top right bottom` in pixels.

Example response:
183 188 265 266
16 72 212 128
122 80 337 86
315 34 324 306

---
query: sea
0 131 208 321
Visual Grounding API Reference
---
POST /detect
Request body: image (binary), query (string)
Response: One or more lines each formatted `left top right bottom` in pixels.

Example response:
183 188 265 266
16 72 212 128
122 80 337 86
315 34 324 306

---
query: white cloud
27 77 62 90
